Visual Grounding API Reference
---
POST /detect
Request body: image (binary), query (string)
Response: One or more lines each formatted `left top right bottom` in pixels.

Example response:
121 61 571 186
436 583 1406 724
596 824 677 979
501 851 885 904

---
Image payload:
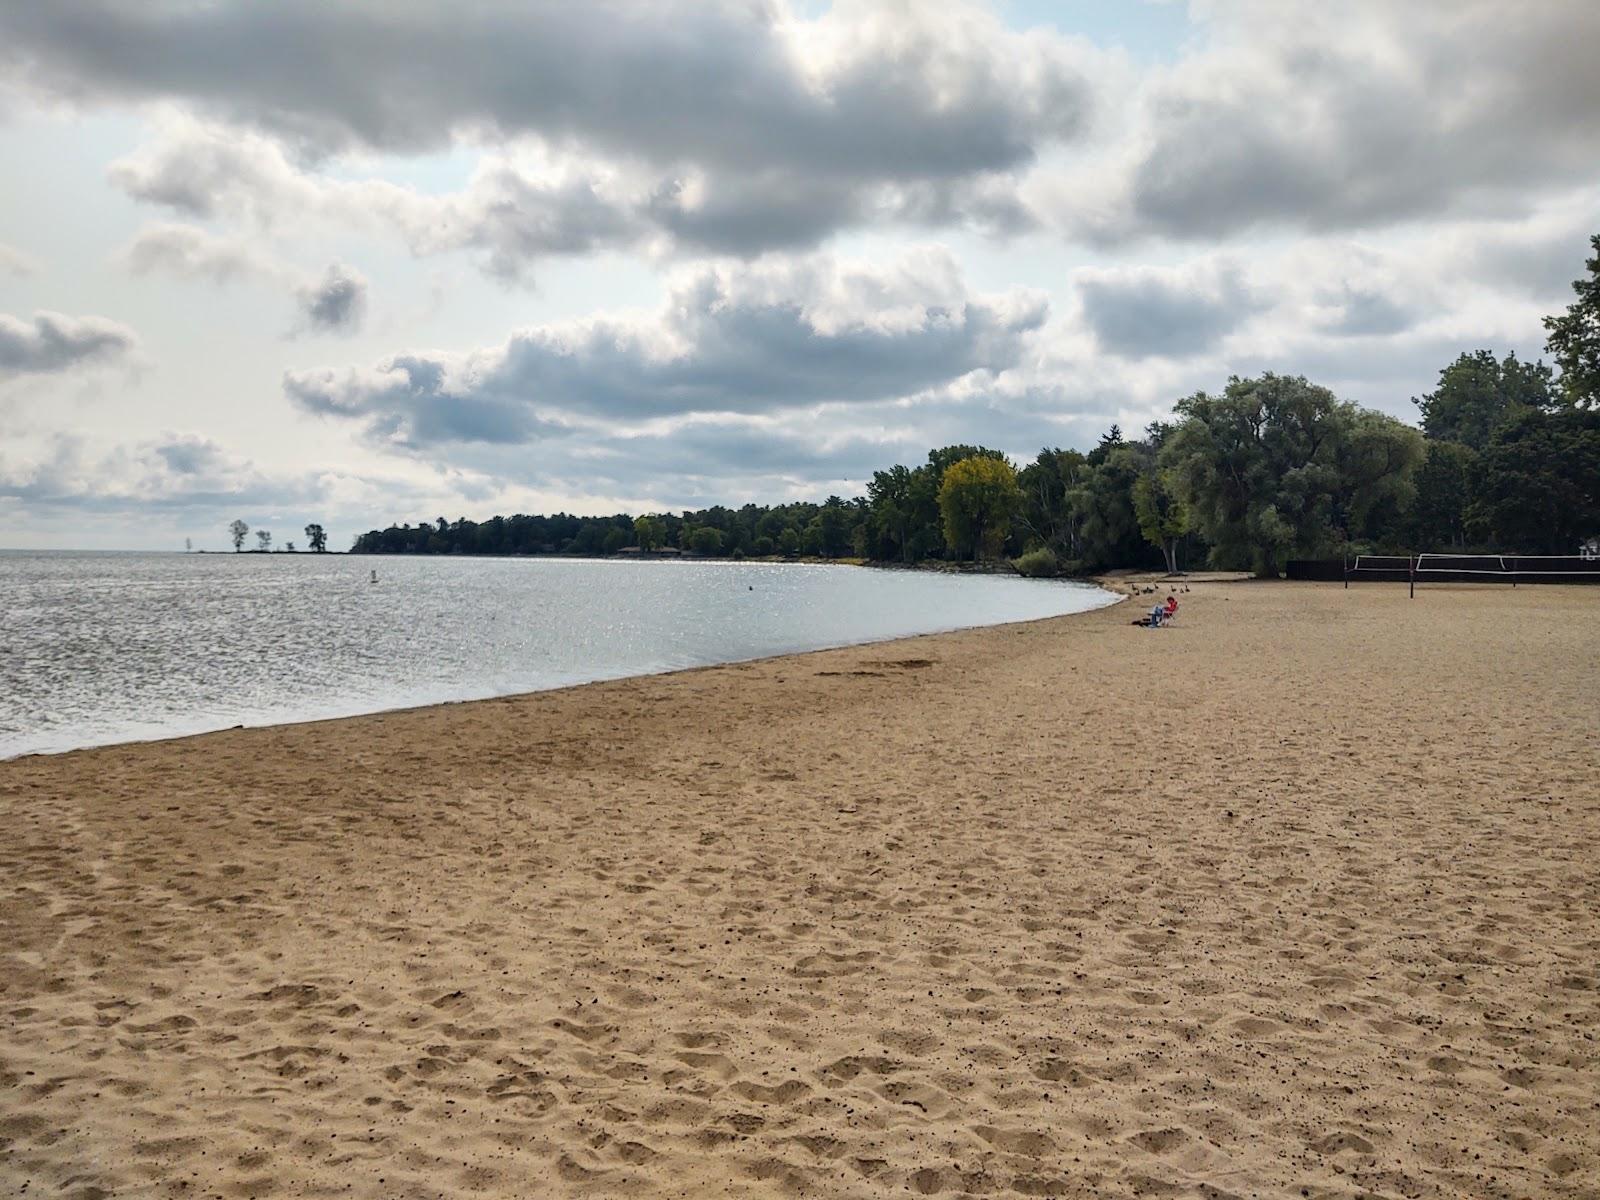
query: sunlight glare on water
0 552 1119 757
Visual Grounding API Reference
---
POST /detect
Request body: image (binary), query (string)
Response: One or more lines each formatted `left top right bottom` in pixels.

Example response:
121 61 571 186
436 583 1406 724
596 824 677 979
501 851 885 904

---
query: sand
2 580 1598 1200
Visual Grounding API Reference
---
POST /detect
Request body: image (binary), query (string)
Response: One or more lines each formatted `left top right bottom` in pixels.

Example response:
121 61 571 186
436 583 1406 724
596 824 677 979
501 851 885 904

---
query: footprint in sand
908 1166 959 1194
675 1051 739 1080
1127 1127 1189 1155
1311 1131 1375 1155
976 1126 1057 1156
1230 1016 1282 1037
551 1017 614 1043
1032 1059 1093 1086
790 1133 847 1160
731 1079 810 1104
674 1030 725 1049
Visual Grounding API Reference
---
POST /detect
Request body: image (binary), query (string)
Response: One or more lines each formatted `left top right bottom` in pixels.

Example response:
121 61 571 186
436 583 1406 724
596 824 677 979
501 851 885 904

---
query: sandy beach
3 579 1597 1199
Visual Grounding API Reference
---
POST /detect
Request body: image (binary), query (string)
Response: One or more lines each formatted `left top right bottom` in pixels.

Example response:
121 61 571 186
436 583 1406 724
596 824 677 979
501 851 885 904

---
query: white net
1349 554 1600 579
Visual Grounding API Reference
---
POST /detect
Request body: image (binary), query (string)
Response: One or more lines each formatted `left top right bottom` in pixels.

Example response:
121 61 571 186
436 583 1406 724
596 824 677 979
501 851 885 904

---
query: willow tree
938 456 1021 562
1160 374 1422 577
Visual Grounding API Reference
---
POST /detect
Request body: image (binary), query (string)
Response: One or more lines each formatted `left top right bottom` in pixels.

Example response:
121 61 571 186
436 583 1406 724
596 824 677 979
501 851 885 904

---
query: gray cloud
3 1 1092 174
110 135 646 280
0 431 475 555
154 436 231 477
1468 209 1600 301
325 374 1131 514
284 251 1048 444
0 433 307 509
121 222 275 284
1064 0 1600 244
0 310 139 375
33 0 1098 271
120 223 370 336
107 117 1039 278
1077 264 1256 358
296 265 368 335
1320 287 1416 337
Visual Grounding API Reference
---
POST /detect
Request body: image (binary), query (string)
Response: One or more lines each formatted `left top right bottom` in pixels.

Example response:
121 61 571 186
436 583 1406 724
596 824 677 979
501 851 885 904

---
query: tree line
349 236 1600 577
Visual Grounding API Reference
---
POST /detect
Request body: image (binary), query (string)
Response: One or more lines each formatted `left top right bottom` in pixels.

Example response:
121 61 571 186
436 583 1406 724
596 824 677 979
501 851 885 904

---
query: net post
1343 552 1349 589
1409 555 1415 599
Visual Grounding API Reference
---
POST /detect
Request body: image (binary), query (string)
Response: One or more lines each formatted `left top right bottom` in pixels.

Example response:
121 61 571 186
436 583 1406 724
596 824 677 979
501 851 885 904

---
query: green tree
800 518 824 556
256 529 272 552
1017 448 1091 562
817 496 852 558
229 519 248 552
1073 445 1152 569
1086 423 1124 466
688 526 724 556
1414 350 1558 450
1543 233 1600 406
938 456 1022 561
1132 469 1189 574
304 523 327 553
1468 407 1600 554
866 465 916 562
1162 374 1420 577
633 515 664 551
1331 406 1427 545
1407 440 1478 549
777 526 801 556
602 526 631 555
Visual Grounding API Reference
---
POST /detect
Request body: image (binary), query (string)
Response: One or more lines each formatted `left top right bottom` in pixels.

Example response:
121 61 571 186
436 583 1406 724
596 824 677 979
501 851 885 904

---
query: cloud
1076 262 1257 358
108 123 652 280
283 249 1048 446
0 243 38 277
78 1 1600 273
295 265 368 335
0 310 140 375
118 222 369 335
106 115 1040 279
1319 287 1415 337
11 0 1099 269
1461 197 1600 301
121 221 278 284
1050 0 1600 244
1 1 1095 164
0 432 299 508
0 431 462 535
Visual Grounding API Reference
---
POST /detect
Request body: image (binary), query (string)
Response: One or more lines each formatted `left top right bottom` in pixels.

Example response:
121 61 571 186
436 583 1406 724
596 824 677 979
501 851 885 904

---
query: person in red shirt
1163 595 1178 621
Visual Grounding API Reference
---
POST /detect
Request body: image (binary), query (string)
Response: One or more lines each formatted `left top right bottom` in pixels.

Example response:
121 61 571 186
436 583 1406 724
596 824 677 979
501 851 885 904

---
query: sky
1 0 1596 551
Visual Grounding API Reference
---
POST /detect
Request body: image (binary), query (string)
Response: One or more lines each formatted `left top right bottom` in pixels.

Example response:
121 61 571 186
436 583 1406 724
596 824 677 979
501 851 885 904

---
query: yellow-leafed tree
938 456 1021 562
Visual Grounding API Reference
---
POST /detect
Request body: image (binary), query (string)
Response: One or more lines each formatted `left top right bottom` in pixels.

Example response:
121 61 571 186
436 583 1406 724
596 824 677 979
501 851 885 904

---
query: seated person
1132 603 1166 627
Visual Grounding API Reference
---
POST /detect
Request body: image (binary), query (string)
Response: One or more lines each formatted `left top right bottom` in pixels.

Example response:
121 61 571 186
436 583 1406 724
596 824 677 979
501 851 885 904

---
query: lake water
0 551 1119 758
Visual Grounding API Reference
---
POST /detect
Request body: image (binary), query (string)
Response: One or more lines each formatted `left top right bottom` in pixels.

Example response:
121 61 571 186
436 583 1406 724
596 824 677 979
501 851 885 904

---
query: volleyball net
1345 553 1600 593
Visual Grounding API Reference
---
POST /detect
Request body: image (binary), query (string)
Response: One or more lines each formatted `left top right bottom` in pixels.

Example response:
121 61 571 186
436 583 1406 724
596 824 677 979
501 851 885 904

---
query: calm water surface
1 552 1118 758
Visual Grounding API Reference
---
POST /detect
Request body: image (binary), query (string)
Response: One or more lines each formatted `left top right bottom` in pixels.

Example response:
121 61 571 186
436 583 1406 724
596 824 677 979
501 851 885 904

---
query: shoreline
4 580 1597 1198
2 580 1125 764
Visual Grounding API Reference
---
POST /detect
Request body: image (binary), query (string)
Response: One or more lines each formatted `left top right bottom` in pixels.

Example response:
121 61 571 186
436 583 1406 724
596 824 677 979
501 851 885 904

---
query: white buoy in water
370 569 378 584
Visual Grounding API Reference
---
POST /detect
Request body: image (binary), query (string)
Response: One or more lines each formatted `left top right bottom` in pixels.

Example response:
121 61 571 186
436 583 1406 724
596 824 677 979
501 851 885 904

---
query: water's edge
4 592 1122 763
